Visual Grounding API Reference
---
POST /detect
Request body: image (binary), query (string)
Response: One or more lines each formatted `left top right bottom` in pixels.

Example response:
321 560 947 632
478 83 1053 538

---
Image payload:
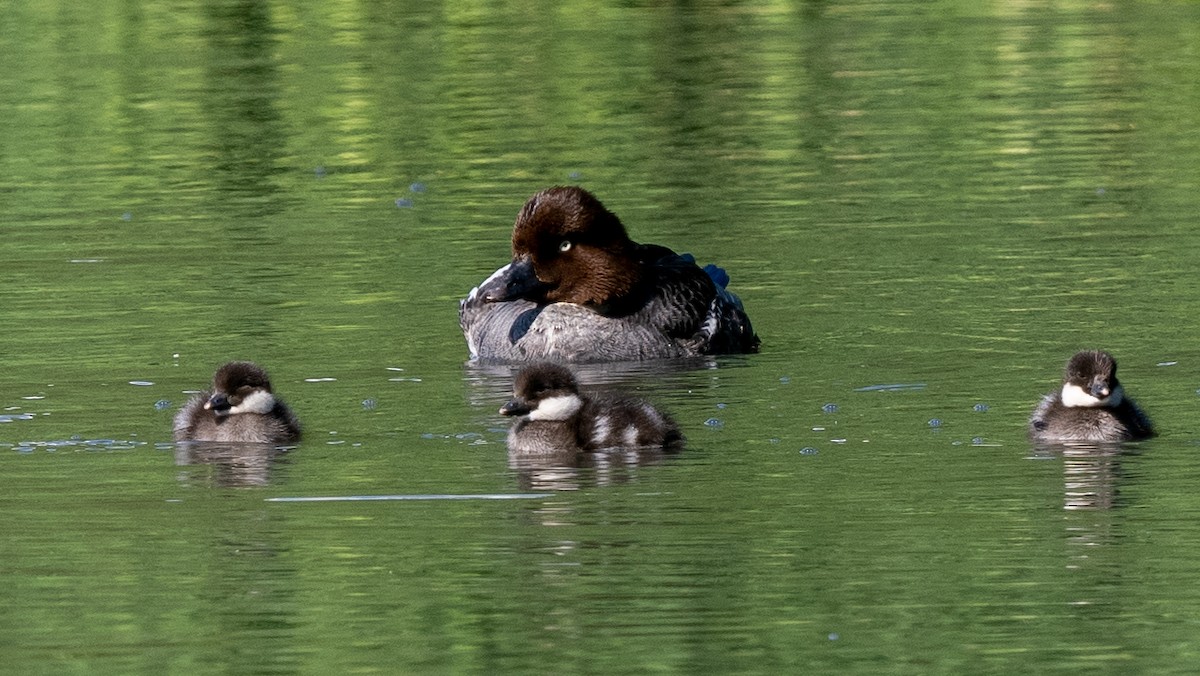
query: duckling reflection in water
1029 350 1154 443
174 442 286 488
500 363 683 455
174 361 301 444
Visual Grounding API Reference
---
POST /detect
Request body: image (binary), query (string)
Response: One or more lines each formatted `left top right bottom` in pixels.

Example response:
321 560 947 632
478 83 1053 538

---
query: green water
4 0 1200 673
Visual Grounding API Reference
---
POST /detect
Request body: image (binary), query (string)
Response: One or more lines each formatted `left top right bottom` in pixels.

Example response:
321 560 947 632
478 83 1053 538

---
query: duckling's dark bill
499 399 531 416
204 394 231 413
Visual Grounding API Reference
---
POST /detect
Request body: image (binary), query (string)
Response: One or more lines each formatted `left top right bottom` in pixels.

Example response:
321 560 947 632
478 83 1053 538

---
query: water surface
4 1 1200 673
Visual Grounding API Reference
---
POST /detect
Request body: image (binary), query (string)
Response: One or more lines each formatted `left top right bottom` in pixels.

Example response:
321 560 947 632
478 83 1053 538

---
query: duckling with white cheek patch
500 363 683 454
1029 350 1154 443
174 361 301 444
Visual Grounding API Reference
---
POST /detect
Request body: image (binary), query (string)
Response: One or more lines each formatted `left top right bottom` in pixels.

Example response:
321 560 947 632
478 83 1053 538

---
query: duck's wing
646 250 759 355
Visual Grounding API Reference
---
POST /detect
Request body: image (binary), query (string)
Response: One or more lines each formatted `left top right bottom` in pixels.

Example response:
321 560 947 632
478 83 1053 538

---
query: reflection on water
174 441 292 488
1030 442 1134 512
1032 442 1136 582
461 356 734 406
1061 444 1130 512
509 446 679 492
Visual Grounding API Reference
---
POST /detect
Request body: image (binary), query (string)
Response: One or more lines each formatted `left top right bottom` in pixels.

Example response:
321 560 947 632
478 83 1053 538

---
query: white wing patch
591 415 612 447
622 425 639 446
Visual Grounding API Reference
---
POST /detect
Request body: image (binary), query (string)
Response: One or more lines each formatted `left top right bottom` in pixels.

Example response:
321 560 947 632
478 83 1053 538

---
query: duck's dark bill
480 256 548 303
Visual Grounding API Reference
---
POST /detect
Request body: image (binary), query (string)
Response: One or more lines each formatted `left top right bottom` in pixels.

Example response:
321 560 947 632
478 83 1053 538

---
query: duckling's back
1030 394 1154 443
576 395 683 450
174 396 301 444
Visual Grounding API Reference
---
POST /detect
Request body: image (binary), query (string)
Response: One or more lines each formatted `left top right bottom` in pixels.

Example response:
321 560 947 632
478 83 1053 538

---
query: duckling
174 361 301 444
500 363 683 454
1029 350 1154 443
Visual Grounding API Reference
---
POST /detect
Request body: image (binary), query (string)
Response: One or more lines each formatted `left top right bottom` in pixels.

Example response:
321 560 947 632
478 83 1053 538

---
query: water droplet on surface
703 418 724 428
409 182 427 193
822 403 839 414
928 418 942 428
394 198 414 208
973 403 989 412
800 447 819 455
361 398 377 410
154 400 172 411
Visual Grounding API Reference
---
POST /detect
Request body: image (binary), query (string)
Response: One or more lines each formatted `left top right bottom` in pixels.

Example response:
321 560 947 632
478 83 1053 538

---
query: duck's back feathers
461 247 757 363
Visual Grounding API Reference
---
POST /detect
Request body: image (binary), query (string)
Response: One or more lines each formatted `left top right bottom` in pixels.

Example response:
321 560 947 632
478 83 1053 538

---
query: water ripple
265 494 555 502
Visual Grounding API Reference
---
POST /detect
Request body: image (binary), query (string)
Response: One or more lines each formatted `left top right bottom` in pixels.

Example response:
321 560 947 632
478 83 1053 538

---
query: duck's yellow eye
559 240 572 252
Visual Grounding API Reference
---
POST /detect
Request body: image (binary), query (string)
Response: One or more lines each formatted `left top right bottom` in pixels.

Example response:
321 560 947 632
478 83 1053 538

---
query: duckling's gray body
174 362 301 444
1029 350 1154 443
502 363 682 454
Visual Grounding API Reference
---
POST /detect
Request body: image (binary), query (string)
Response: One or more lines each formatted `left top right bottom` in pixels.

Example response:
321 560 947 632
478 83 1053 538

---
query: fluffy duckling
500 363 683 454
174 361 301 444
1029 350 1154 443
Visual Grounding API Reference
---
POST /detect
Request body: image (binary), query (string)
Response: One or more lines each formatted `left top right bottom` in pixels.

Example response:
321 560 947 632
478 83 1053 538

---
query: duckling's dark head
1061 350 1122 407
500 362 583 420
204 361 276 417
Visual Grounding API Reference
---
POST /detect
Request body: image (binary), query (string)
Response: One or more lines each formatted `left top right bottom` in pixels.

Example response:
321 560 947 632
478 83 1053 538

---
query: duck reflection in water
1030 441 1135 511
500 363 683 489
174 441 291 488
